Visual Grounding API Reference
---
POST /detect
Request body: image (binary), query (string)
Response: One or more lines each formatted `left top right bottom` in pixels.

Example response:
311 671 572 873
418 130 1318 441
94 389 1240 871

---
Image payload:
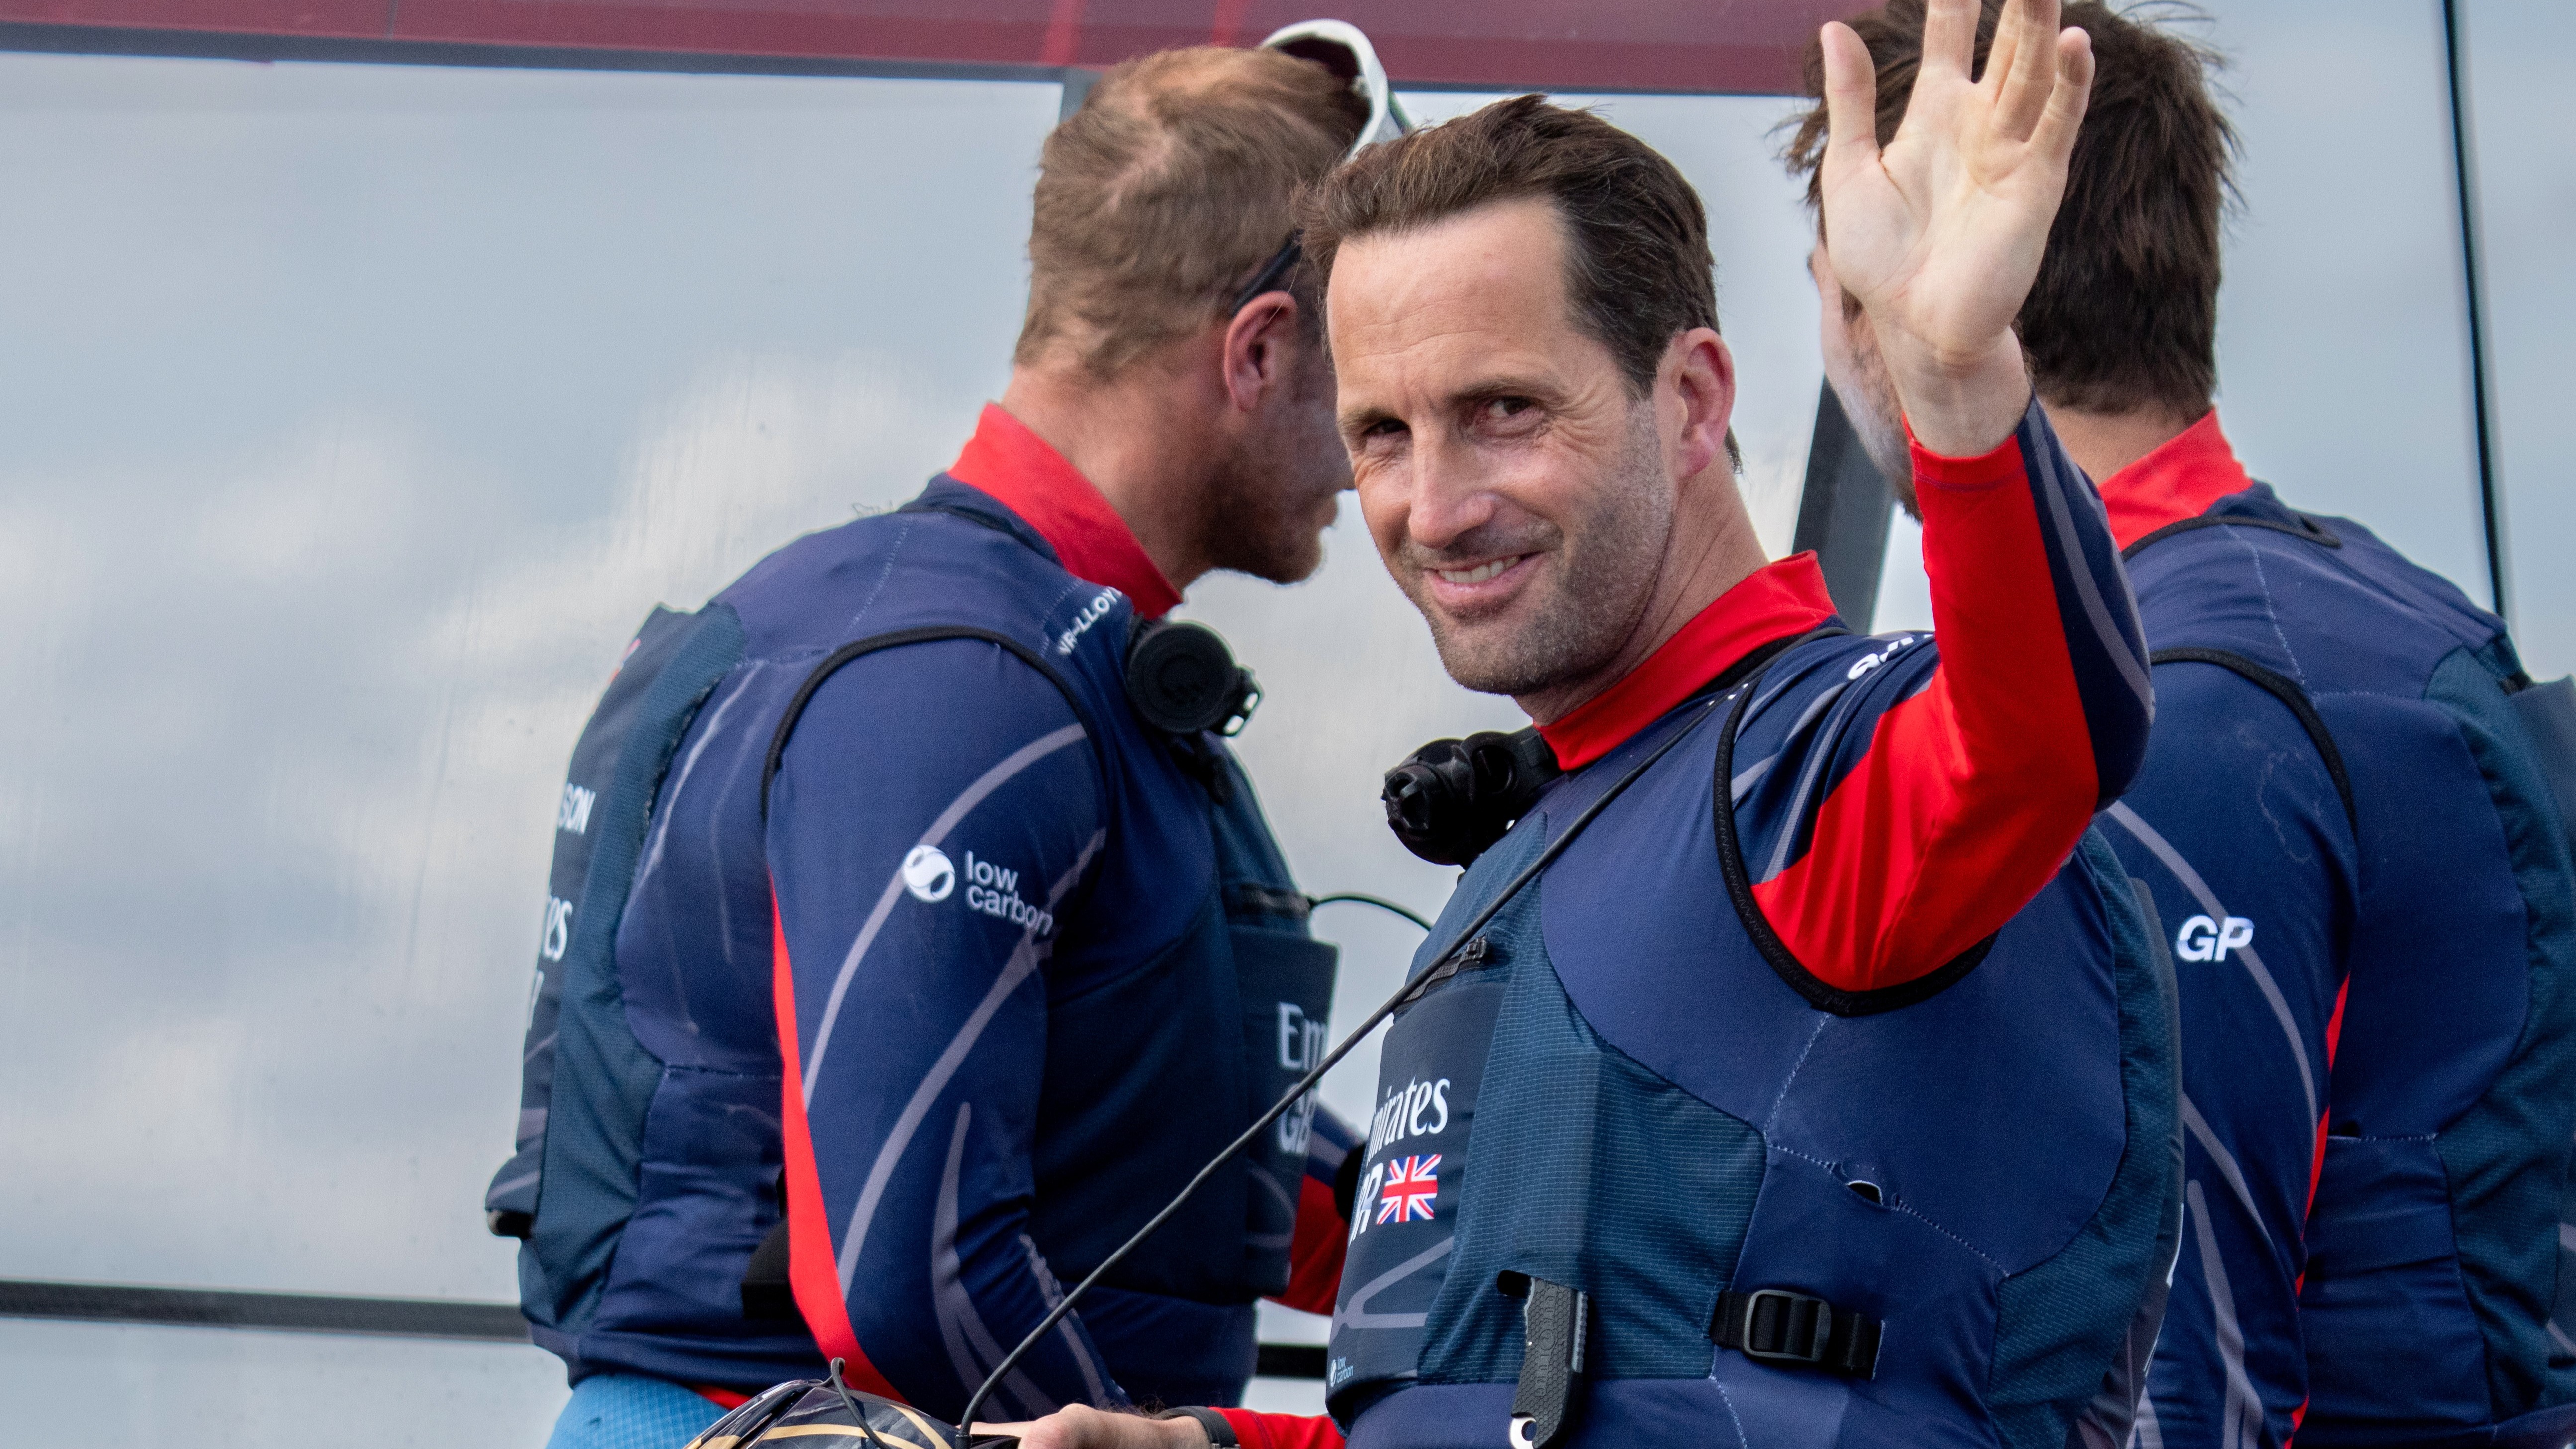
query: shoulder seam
842 515 916 636
759 627 1105 822
2151 647 2358 834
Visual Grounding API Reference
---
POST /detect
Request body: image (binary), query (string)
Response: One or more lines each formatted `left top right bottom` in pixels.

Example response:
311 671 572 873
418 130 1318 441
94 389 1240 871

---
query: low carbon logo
902 844 956 903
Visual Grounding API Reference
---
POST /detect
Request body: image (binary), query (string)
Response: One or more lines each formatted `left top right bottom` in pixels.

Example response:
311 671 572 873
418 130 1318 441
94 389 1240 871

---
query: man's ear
1221 294 1300 413
1665 327 1738 479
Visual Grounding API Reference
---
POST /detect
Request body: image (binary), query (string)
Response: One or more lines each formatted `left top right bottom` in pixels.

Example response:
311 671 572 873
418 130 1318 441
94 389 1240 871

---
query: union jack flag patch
1376 1153 1441 1225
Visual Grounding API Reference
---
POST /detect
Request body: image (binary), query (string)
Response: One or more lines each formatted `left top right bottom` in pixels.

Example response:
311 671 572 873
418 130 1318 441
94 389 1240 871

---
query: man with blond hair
490 44 1373 1448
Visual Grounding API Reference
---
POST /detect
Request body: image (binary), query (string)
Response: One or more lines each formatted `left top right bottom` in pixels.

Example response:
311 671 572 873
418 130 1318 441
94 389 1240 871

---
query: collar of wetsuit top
1536 552 1840 771
943 402 1183 619
2097 408 2256 551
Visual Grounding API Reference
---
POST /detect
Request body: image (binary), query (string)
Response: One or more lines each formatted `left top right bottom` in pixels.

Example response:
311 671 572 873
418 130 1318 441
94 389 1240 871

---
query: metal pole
2441 0 2508 620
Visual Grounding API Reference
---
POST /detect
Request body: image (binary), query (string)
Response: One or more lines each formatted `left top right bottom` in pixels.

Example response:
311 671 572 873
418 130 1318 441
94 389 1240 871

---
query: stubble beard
1203 446 1327 584
1201 371 1342 586
1412 406 1672 699
1830 315 1918 519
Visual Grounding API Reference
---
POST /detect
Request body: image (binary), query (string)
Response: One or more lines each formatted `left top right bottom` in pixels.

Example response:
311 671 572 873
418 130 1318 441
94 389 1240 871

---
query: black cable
1307 891 1434 932
952 688 1731 1437
828 1358 899 1449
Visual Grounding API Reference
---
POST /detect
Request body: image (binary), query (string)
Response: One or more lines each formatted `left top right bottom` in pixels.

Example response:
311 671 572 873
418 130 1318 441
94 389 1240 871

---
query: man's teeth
1437 558 1516 585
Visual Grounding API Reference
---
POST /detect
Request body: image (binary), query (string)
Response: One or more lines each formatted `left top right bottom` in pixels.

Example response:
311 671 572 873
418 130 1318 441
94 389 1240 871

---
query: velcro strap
1711 1288 1881 1379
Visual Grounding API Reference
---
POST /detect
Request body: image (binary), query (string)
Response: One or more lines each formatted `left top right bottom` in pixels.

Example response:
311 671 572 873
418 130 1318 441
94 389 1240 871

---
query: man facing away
488 46 1374 1449
1791 4 2576 1445
1002 2 2183 1446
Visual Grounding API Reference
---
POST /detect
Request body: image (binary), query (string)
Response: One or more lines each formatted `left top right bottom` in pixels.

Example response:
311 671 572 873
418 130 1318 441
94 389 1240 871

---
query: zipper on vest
1399 935 1502 1008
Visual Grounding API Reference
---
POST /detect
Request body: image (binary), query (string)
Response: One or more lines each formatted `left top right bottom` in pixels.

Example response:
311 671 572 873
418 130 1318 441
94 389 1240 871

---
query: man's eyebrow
1451 375 1558 408
1338 402 1401 434
1338 374 1562 433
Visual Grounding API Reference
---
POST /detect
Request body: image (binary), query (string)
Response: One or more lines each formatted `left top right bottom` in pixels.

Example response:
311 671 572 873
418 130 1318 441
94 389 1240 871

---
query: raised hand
1816 0 2094 456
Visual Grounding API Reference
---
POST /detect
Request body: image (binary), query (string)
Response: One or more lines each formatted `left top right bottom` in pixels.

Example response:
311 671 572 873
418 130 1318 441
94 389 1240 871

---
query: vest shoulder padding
2422 643 2576 1417
1988 834 2182 1449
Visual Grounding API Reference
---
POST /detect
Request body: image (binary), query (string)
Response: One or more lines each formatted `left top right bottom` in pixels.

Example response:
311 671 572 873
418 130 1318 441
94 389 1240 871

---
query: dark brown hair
1784 1 2235 416
1301 94 1721 399
1018 46 1366 378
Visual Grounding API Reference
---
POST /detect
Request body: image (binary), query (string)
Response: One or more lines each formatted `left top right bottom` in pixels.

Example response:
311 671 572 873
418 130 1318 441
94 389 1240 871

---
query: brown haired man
493 43 1383 1449
1791 6 2576 1447
999 3 2181 1447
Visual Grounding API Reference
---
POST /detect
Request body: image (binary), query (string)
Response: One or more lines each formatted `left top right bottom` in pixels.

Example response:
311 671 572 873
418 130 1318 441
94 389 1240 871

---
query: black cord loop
1308 892 1435 932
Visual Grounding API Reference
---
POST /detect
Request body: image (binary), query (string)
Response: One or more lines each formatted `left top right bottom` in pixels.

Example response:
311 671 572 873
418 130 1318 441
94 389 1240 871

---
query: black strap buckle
1712 1288 1881 1379
1498 1271 1588 1449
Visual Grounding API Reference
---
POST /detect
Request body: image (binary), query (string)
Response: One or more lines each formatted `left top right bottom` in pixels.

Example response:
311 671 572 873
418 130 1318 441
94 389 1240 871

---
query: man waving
1004 2 2177 1446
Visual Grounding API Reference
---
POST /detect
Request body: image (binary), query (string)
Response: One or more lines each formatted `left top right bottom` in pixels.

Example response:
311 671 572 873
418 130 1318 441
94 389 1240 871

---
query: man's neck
998 346 1222 590
1514 474 1770 726
2045 400 2200 484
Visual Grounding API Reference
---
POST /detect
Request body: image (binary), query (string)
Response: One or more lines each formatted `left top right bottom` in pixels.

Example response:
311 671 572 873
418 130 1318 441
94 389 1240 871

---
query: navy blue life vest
2114 489 2576 1448
483 481 1335 1400
1327 633 2182 1449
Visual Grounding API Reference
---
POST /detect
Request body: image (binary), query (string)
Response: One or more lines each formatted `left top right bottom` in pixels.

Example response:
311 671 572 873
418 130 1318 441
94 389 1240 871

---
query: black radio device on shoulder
1124 618 1260 738
1382 728 1563 866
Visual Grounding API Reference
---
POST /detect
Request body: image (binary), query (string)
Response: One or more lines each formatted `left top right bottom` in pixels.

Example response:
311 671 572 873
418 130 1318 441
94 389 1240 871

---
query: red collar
944 403 1182 619
1536 553 1839 770
2098 409 2254 550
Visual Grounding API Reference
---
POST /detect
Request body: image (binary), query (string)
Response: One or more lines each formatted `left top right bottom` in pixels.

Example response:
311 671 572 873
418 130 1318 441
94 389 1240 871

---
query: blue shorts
544 1374 729 1449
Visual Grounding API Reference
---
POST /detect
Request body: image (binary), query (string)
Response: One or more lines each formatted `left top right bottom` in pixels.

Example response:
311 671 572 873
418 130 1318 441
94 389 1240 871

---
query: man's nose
1403 432 1497 551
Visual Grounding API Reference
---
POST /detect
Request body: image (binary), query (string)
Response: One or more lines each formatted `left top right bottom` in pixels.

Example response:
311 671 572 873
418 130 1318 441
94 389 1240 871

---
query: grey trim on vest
835 828 1106 1290
934 1102 1062 1421
1756 680 1854 883
801 721 1090 1097
1028 1239 1111 1409
2184 1180 2265 1449
2132 1392 2166 1449
2180 1095 2275 1254
2102 801 2320 1131
1728 752 1777 804
1337 1237 1454 1333
2026 423 2154 713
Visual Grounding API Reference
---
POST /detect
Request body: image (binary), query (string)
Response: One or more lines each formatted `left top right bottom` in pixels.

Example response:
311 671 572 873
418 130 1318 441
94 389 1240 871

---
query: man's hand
1816 0 2094 456
971 1407 1208 1449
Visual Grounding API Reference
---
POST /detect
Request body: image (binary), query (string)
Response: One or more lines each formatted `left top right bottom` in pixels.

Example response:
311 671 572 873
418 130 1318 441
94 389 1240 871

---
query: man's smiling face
1330 197 1676 705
